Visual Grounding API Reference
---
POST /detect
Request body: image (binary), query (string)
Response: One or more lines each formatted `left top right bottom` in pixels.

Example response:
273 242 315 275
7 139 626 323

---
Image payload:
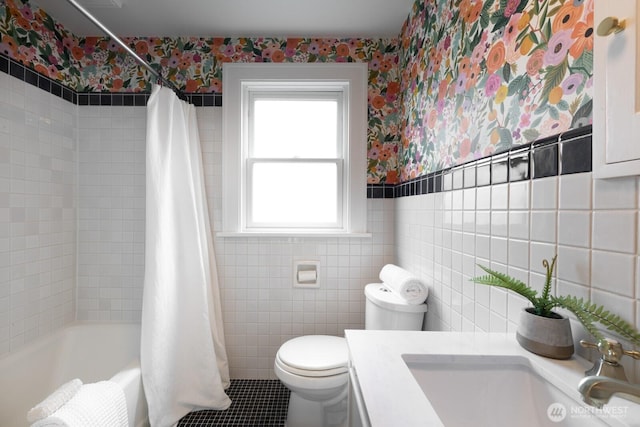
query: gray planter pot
516 308 574 359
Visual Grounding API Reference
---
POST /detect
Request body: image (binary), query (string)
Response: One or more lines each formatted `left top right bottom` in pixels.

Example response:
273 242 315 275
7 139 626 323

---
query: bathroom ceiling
35 0 415 38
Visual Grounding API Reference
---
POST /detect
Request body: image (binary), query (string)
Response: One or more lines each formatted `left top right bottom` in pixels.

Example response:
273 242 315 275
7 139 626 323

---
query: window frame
222 63 368 236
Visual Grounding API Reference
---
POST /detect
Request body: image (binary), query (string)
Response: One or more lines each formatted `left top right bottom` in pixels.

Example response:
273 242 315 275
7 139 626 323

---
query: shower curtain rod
65 0 187 100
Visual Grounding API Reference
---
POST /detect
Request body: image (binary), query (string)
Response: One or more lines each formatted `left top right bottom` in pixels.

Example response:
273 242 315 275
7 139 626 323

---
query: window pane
252 97 339 158
251 162 338 225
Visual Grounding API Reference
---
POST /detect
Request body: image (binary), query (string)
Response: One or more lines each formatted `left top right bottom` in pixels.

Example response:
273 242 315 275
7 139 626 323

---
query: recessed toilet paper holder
293 259 320 288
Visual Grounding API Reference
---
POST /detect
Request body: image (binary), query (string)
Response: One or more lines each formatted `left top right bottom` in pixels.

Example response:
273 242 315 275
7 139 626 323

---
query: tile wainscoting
394 167 640 382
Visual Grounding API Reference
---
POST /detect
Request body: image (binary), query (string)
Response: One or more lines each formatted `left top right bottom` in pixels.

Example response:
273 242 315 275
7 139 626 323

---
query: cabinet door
594 0 640 178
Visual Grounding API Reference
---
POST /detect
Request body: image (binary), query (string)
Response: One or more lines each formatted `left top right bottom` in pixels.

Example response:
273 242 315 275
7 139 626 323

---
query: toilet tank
364 283 428 331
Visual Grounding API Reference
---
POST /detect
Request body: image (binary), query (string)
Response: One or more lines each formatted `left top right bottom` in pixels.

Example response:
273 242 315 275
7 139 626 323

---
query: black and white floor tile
178 379 290 426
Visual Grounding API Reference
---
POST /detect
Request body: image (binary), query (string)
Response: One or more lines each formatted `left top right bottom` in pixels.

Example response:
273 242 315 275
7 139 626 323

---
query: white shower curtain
141 84 231 427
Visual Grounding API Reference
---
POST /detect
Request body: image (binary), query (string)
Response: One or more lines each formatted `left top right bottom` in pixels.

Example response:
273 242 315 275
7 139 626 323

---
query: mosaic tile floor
178 379 290 426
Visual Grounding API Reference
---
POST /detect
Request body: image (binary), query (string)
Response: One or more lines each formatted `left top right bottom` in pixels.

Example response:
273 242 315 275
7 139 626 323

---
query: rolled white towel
27 378 83 423
379 264 428 304
30 381 128 427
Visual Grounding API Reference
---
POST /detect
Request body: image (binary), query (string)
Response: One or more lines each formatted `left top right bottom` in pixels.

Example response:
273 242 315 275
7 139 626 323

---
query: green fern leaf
554 295 605 342
471 264 538 306
541 255 557 302
556 296 640 346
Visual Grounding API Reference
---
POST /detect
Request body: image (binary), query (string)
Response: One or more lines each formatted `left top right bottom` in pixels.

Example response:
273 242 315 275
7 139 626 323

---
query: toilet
274 283 428 427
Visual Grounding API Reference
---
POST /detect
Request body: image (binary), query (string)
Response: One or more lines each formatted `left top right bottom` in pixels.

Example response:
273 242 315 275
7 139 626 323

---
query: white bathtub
0 323 148 427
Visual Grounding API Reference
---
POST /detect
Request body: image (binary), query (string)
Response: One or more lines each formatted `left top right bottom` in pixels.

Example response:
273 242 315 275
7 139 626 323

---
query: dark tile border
2 54 592 201
0 53 221 107
0 55 8 74
367 184 395 199
368 125 592 199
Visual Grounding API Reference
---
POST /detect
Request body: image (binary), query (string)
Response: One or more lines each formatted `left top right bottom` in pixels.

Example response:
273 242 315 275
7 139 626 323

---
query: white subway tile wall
76 106 146 322
0 72 76 356
395 176 640 380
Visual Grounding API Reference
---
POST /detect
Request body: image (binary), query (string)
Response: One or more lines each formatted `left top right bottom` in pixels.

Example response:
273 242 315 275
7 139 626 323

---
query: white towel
30 381 128 427
379 264 429 304
27 379 83 423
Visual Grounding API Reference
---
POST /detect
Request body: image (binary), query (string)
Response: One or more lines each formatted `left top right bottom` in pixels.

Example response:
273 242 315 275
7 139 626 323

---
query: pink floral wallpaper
398 0 594 180
1 0 595 184
0 0 81 88
75 36 402 184
0 0 401 184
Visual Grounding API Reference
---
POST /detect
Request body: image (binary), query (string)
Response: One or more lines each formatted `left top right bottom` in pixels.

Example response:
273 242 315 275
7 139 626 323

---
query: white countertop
345 330 640 427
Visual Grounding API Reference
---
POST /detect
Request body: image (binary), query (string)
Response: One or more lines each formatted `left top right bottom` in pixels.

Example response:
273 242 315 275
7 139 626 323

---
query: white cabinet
594 0 640 178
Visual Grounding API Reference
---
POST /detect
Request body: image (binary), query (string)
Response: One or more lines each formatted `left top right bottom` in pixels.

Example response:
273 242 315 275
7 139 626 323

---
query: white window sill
216 231 372 239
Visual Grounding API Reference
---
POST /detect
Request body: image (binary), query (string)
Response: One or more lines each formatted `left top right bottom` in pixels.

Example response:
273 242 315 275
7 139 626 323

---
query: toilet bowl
274 335 349 427
275 282 428 427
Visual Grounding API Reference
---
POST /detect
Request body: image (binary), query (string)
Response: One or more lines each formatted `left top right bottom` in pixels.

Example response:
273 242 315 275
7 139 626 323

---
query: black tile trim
78 93 89 106
367 184 395 199
367 126 593 199
9 59 24 80
532 141 558 179
38 77 51 92
51 82 62 97
112 93 123 106
0 55 8 74
0 53 221 107
560 132 592 175
134 94 148 107
24 67 38 86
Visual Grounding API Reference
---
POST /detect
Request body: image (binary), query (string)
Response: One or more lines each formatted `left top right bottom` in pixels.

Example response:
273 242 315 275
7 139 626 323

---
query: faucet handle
623 348 640 360
580 338 636 363
581 339 615 362
580 338 637 381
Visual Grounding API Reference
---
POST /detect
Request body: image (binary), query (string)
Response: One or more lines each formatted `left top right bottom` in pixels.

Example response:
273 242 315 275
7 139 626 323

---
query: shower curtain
141 84 231 427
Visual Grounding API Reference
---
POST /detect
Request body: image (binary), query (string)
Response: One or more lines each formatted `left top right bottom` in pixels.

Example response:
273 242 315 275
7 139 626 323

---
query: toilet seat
276 335 348 377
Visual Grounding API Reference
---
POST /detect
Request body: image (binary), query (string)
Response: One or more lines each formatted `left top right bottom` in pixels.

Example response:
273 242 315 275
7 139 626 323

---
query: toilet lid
277 335 348 375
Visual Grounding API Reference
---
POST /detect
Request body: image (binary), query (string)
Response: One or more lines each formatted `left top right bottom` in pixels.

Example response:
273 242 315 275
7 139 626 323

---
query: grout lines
178 379 290 426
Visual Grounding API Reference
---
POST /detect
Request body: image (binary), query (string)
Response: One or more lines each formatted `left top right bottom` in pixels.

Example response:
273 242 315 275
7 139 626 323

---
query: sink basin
402 354 608 427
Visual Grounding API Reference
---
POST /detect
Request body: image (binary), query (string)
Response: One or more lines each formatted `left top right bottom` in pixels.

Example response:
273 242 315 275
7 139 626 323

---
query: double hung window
222 63 367 235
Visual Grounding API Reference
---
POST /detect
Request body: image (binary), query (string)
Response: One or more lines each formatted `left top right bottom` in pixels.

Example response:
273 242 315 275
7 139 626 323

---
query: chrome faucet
579 339 640 408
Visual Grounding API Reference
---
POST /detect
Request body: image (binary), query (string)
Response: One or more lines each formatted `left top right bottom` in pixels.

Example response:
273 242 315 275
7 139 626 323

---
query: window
222 63 367 235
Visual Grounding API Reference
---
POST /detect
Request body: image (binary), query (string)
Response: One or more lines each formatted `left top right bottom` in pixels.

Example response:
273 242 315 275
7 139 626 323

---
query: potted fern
471 255 640 359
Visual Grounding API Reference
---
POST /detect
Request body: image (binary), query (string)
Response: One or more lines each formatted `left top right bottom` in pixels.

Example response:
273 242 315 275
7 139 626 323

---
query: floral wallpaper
74 36 402 184
0 0 401 184
399 0 594 180
0 0 81 88
0 0 595 184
